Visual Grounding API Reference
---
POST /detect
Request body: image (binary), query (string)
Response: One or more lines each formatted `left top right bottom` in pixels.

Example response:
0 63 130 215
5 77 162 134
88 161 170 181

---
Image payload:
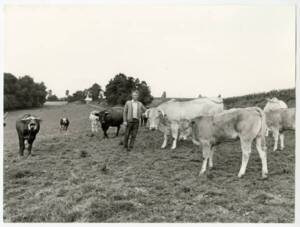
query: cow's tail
254 107 267 151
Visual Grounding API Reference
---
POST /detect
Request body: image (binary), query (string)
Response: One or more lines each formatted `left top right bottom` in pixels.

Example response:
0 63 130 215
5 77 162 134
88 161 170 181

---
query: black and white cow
60 117 70 133
16 114 41 157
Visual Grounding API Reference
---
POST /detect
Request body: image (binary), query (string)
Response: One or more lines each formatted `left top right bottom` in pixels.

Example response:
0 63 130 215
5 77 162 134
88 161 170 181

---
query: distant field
3 92 295 222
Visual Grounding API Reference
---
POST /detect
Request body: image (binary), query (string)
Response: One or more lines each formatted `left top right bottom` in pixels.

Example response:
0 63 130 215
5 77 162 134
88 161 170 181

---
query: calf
89 110 100 133
16 114 41 157
264 97 288 136
99 107 123 138
141 112 148 127
265 108 295 151
60 117 70 133
186 107 268 179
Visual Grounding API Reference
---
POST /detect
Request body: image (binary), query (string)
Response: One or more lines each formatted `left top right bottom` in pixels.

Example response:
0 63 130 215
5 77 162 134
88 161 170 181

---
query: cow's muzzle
150 127 156 131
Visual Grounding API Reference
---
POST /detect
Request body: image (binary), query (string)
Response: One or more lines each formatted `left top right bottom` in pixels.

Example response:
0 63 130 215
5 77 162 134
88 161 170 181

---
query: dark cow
141 107 149 127
60 117 70 133
99 107 123 138
16 114 41 157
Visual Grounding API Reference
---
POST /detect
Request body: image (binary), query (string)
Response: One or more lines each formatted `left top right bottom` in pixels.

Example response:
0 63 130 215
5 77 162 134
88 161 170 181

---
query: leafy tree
65 90 69 97
104 73 153 105
161 91 167 98
88 83 102 101
4 73 47 110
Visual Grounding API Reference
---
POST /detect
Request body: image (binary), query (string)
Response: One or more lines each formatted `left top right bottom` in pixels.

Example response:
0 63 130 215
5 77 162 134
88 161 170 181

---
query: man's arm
140 102 147 113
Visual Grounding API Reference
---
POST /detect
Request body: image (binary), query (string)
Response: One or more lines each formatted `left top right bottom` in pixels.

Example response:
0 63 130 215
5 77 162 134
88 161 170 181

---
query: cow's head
146 108 166 131
99 111 110 124
21 116 41 131
61 118 68 124
266 97 279 103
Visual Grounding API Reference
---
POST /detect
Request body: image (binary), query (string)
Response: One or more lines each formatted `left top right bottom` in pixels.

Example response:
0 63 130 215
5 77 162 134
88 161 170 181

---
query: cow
89 110 100 133
185 107 268 179
146 97 224 149
98 106 123 138
4 112 8 127
16 114 41 157
60 117 70 134
265 108 295 151
264 97 288 136
141 107 149 127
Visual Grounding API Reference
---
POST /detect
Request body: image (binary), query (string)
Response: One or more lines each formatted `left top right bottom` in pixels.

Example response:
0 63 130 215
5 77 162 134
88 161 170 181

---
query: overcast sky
4 4 295 98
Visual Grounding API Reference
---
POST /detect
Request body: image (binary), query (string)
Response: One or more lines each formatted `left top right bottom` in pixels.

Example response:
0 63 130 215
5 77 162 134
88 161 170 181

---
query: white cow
187 107 268 179
146 97 224 149
265 108 295 151
89 110 100 133
264 97 288 136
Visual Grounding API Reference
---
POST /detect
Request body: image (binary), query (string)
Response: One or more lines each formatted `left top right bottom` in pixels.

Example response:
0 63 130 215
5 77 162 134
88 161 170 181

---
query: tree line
4 72 154 110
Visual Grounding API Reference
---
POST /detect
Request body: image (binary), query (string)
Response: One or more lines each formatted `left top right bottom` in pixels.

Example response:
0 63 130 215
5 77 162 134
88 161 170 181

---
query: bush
67 90 86 102
47 95 59 101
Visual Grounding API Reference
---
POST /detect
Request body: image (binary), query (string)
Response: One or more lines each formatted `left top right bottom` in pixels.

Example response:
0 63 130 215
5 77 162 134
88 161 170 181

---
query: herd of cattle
4 96 295 179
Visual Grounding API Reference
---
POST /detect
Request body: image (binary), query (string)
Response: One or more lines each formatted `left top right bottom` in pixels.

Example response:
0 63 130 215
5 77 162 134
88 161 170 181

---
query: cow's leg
161 133 168 149
171 124 179 150
279 133 285 150
91 122 95 133
103 130 108 138
238 140 252 178
199 143 211 176
18 137 25 157
208 146 215 169
95 122 99 132
255 137 268 179
272 129 279 151
265 128 269 137
27 143 33 157
116 126 120 137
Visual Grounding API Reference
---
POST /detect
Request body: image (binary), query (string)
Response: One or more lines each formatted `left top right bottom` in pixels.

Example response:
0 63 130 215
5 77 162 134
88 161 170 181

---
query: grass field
3 99 295 222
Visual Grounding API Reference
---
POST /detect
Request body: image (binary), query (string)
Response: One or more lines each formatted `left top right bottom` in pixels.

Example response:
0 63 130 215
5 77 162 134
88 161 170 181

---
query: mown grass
3 89 295 222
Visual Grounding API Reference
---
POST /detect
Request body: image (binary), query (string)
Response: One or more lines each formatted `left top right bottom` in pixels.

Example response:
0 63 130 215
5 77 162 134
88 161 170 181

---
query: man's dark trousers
124 118 139 149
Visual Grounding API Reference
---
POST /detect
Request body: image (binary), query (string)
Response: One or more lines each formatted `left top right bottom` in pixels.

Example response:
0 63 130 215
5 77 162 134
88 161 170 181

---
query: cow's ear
21 119 28 123
158 109 166 117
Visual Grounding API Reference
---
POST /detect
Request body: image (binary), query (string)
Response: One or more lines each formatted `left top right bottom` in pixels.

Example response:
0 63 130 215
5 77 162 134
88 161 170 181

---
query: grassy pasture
3 91 295 222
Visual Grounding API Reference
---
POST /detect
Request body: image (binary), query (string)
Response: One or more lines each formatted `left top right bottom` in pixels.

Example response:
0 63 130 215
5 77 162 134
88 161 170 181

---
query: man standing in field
123 90 147 151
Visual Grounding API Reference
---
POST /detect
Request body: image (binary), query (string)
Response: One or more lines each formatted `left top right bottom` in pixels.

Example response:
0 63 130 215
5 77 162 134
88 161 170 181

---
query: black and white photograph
1 0 298 224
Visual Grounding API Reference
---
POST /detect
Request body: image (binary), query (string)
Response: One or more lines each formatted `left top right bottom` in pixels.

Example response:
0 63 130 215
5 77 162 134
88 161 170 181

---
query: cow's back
264 100 288 112
159 97 224 120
